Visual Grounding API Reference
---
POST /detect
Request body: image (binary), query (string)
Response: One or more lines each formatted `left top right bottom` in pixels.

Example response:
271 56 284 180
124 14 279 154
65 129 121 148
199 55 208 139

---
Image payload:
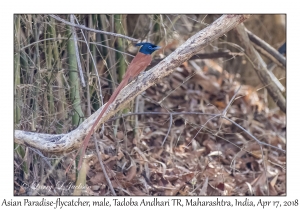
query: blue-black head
136 42 161 55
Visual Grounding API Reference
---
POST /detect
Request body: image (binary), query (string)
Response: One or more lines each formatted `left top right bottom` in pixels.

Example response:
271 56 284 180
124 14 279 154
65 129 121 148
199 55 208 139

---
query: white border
2 1 297 209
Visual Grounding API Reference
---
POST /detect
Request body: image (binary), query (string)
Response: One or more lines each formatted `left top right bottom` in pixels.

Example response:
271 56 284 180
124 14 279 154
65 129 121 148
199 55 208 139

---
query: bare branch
246 28 286 68
235 24 286 113
49 14 139 42
20 37 135 57
253 43 285 69
15 15 250 154
73 15 103 106
93 136 116 195
222 116 285 153
162 113 173 145
149 51 244 67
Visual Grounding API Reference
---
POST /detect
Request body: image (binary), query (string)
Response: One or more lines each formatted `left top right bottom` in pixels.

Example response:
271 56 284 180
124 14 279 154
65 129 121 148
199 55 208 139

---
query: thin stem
223 116 285 153
93 135 116 195
70 15 86 87
49 14 139 42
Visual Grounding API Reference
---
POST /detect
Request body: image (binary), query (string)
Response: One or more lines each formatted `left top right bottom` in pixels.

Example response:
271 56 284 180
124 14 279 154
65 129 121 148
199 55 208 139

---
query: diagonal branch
149 51 244 67
235 24 286 113
14 14 250 154
246 28 286 68
49 14 139 42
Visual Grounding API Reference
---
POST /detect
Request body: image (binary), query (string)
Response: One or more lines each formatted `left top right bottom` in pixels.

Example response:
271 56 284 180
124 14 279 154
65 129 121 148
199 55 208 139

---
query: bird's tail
76 76 130 170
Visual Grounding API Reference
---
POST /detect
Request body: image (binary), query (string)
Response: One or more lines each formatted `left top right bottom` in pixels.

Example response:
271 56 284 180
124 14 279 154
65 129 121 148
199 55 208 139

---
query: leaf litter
81 59 286 196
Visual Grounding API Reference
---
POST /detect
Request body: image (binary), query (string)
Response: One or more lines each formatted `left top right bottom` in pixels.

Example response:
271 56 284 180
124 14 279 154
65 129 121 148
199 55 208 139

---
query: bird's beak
154 46 161 50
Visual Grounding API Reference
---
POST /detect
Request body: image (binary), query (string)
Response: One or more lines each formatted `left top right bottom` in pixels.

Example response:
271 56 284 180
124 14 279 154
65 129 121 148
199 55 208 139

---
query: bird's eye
148 46 152 50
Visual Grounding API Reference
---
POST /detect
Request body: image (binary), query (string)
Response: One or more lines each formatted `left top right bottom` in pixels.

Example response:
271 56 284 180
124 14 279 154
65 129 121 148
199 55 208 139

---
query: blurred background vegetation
14 14 285 133
14 14 286 195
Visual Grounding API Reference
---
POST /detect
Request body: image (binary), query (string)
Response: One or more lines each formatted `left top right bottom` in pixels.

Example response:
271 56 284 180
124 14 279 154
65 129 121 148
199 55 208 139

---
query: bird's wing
126 52 152 78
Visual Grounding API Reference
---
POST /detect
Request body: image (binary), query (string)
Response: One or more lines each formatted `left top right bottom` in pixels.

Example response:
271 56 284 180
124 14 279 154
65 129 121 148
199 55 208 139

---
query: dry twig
49 15 139 42
15 15 251 154
235 24 286 113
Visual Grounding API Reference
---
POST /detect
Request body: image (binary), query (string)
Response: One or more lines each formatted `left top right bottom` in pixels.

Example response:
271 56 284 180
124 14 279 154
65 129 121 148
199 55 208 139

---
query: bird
278 42 286 55
75 42 161 170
